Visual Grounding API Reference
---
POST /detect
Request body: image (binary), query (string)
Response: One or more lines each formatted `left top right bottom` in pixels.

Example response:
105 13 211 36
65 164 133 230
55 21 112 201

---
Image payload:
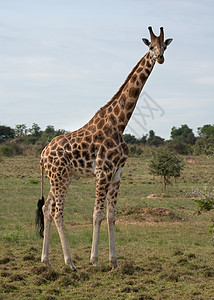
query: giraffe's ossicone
36 26 173 271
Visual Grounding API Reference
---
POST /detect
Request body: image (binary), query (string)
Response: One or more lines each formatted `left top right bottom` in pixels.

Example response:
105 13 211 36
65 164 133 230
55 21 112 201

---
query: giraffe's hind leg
41 191 53 267
90 172 108 266
52 186 76 271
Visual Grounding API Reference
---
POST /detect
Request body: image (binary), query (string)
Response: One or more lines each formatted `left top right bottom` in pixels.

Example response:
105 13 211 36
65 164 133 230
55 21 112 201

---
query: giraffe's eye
150 46 154 51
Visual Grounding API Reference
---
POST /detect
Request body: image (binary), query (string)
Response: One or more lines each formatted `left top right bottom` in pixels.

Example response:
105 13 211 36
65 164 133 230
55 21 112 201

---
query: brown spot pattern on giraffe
129 87 140 98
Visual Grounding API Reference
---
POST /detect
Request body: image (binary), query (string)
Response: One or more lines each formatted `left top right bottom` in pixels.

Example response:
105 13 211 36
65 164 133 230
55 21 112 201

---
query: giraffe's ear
142 38 150 47
165 38 173 46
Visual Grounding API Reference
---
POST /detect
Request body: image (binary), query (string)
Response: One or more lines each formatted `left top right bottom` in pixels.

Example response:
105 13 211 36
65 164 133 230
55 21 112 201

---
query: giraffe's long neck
95 51 156 133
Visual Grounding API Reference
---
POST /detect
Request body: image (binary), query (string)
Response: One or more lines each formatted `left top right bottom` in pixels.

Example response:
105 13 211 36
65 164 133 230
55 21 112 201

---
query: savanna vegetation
1 123 214 158
1 127 214 299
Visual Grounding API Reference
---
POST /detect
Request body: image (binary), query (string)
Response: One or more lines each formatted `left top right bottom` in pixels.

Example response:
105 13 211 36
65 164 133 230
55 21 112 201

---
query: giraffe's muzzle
156 55 164 64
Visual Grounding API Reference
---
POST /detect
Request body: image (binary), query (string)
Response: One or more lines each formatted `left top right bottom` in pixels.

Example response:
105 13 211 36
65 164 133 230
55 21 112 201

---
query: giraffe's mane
96 53 148 114
82 52 148 128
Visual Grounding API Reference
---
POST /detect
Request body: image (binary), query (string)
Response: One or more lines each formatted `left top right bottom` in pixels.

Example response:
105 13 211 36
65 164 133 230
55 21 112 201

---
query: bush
191 184 214 214
129 145 143 157
123 134 139 144
0 125 15 140
167 138 193 155
191 183 214 234
0 142 24 157
129 145 137 156
146 130 165 147
24 136 38 145
194 137 214 155
0 144 14 157
149 150 184 191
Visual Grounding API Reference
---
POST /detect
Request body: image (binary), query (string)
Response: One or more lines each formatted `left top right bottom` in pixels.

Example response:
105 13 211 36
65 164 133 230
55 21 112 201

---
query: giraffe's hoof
65 258 76 272
90 256 98 267
42 260 51 268
110 257 118 269
111 264 118 270
70 265 77 272
68 265 77 272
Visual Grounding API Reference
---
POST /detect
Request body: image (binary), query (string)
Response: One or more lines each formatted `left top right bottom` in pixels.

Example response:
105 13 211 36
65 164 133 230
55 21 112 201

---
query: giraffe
36 26 173 271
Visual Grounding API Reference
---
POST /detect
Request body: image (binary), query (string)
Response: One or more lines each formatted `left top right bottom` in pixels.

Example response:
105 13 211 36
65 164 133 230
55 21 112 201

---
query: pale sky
0 0 213 139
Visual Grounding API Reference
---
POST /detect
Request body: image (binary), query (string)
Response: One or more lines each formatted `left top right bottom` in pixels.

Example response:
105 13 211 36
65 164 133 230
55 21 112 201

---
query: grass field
0 154 214 299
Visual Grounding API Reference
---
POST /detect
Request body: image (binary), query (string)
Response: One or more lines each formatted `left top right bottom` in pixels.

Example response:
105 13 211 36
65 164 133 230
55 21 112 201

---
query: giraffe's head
142 26 173 64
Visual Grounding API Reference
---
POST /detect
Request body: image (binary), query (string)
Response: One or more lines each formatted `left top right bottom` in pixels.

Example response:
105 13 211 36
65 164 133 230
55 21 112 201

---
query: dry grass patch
119 205 184 222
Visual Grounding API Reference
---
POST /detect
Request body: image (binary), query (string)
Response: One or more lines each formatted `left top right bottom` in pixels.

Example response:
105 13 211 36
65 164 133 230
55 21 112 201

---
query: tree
171 124 196 145
40 125 57 145
123 133 139 144
29 123 42 137
147 130 165 147
14 124 28 137
198 124 214 138
194 136 214 155
149 150 184 191
169 124 196 154
55 129 66 136
0 126 15 140
148 130 155 139
139 134 148 145
44 125 55 136
167 137 191 155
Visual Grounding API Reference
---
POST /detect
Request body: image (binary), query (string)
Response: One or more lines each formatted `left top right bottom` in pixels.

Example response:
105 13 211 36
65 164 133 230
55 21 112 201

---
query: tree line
0 123 66 157
0 123 65 143
123 124 214 155
0 123 214 156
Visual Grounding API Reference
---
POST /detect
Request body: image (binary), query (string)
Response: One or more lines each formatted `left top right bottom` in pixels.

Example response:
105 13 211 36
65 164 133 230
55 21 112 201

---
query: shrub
149 150 184 191
0 144 14 157
191 183 214 234
129 145 137 156
168 139 192 155
194 137 214 155
0 142 24 157
191 184 214 214
129 145 143 157
24 136 38 145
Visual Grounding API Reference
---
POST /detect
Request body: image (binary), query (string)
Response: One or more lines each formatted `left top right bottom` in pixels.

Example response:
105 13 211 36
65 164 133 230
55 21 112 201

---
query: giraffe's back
42 130 97 182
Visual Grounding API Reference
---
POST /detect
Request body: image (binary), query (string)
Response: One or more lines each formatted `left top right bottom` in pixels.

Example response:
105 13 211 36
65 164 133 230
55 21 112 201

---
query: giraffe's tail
35 156 44 238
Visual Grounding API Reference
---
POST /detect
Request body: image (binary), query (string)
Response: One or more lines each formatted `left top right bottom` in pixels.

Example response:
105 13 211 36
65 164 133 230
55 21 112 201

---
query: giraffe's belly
70 159 96 179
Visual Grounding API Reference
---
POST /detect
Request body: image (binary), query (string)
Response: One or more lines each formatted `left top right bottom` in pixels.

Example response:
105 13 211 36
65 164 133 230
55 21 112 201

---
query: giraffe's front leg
90 209 103 267
107 167 123 269
90 173 108 266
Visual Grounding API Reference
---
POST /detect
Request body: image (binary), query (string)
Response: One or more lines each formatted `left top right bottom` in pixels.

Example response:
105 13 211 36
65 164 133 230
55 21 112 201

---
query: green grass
1 155 214 299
